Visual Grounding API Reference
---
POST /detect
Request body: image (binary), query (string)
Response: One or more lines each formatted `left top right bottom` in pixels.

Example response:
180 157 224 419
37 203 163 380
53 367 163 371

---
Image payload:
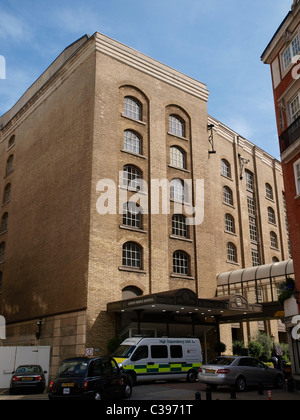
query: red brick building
262 0 300 384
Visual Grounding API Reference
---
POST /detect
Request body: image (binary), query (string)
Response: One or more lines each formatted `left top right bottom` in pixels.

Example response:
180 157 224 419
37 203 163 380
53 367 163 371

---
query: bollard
258 382 264 395
267 390 272 400
206 387 212 401
287 377 295 392
230 384 237 400
195 391 201 401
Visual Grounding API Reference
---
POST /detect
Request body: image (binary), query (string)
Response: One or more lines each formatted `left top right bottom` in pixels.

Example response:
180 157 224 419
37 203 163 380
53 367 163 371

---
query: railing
280 115 300 154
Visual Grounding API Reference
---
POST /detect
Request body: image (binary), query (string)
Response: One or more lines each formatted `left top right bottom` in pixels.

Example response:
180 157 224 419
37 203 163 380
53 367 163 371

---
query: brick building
261 0 300 384
0 33 293 378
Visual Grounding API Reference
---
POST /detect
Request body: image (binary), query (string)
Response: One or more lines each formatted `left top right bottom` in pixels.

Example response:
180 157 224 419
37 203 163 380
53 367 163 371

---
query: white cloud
0 10 32 41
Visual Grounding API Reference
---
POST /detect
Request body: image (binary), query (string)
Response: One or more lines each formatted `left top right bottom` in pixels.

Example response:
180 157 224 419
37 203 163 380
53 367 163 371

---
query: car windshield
113 345 136 358
16 365 42 374
57 360 89 378
208 357 235 366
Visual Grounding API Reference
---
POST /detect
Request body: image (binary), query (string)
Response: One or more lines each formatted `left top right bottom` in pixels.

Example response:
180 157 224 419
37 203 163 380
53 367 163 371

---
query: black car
10 365 47 394
48 356 132 400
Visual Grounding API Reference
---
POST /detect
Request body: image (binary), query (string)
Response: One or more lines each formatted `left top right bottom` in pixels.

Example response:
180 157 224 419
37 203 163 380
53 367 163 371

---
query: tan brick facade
0 33 291 374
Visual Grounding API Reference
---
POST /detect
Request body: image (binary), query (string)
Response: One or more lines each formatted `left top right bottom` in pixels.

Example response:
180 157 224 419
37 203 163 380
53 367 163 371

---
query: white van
113 337 202 383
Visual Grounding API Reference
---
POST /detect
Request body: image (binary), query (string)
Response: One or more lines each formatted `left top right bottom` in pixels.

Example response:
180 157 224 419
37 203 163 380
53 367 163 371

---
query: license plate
62 383 75 388
205 369 215 374
22 377 33 381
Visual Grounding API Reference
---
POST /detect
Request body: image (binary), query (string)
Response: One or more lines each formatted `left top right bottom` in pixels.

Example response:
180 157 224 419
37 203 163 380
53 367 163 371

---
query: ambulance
113 337 202 384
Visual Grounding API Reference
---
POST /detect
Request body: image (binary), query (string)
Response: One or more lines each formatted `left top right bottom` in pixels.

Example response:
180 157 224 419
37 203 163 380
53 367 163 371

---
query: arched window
221 159 231 178
124 97 142 121
0 213 8 234
266 183 274 200
169 115 185 137
122 286 143 300
6 155 14 176
124 130 142 155
268 207 276 224
225 213 235 233
245 170 254 191
122 242 142 269
173 251 189 275
270 231 278 249
170 146 186 169
172 214 188 238
123 202 142 229
0 242 5 263
123 165 142 191
223 186 233 206
8 135 15 148
171 179 186 202
3 184 11 204
227 242 237 263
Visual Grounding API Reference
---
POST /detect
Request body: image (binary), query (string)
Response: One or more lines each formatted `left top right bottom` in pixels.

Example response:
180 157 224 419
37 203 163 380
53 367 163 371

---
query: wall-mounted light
238 154 250 180
208 124 216 154
36 320 42 340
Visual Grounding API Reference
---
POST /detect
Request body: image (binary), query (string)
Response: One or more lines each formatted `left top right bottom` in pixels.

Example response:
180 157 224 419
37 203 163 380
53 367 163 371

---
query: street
0 381 299 401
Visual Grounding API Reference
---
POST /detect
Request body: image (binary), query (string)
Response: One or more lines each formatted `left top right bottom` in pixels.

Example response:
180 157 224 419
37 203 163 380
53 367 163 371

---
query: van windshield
113 345 136 358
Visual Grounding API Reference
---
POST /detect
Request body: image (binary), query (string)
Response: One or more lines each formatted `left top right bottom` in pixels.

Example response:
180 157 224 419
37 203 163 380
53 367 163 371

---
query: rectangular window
282 34 300 71
294 159 300 195
289 94 300 123
170 345 183 359
151 345 168 359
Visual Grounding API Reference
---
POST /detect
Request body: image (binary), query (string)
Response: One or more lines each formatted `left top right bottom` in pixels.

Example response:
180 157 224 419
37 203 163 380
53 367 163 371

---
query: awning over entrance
107 288 262 324
217 259 294 289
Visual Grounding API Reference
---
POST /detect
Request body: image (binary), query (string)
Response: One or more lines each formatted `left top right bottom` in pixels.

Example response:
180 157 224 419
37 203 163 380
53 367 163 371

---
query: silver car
198 356 284 392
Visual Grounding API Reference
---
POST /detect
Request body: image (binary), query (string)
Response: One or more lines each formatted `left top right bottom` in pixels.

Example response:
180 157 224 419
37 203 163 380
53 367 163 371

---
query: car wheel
235 376 247 392
186 370 197 383
124 383 132 399
274 375 284 389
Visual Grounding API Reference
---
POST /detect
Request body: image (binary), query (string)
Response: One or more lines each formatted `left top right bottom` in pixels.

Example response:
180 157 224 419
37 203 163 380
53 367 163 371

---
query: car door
237 357 257 385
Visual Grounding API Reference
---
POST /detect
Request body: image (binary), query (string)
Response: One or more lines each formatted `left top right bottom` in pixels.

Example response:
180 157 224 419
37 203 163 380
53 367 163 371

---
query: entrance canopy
107 288 262 324
217 259 293 291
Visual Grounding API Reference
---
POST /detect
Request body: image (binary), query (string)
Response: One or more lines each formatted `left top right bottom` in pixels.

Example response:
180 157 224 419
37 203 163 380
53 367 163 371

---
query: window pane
221 160 231 178
123 202 142 228
170 147 185 169
171 179 185 201
123 243 142 268
225 214 235 233
173 251 189 275
124 131 141 154
123 165 142 190
124 97 142 120
169 115 185 137
265 183 273 200
223 187 233 205
172 214 188 237
151 345 168 359
227 243 237 262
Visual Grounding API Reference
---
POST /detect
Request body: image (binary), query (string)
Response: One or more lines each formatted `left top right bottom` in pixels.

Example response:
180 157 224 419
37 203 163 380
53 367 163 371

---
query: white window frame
281 33 300 72
294 158 300 196
289 93 300 124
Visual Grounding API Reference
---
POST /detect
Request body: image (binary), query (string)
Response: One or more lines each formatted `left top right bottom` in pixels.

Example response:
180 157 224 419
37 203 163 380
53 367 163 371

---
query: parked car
10 365 47 394
48 356 132 400
198 356 284 392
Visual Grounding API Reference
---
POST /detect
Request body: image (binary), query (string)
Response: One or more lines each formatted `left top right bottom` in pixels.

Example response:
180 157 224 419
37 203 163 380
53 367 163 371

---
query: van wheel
186 370 197 383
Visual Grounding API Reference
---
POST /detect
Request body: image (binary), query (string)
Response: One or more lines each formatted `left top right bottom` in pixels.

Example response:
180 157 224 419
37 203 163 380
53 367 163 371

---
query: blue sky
0 0 293 159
